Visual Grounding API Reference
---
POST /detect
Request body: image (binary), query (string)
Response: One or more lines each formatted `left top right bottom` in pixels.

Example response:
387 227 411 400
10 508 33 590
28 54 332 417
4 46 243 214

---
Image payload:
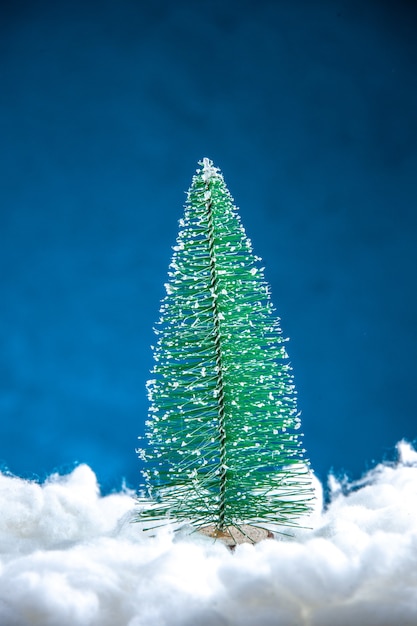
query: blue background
1 0 416 492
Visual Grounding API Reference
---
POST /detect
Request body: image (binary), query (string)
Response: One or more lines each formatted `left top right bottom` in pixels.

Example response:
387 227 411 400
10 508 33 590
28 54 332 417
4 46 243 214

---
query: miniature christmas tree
137 158 313 537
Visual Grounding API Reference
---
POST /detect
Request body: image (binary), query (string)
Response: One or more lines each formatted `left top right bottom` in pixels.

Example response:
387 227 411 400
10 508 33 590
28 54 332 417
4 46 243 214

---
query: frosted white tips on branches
201 157 220 182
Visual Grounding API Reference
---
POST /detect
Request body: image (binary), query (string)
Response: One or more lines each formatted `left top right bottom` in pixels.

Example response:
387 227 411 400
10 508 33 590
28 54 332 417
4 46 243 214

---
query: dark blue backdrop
1 0 416 492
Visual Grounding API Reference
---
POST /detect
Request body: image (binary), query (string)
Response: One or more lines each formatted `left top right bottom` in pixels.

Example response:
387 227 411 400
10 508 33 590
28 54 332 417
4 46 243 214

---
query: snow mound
1 441 416 626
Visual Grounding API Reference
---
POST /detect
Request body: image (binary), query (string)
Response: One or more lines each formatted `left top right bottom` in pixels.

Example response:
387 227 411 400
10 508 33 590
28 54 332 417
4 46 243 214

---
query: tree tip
200 157 220 182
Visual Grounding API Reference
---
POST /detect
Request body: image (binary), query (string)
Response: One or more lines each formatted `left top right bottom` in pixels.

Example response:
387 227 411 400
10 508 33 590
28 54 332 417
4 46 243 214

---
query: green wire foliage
137 158 313 532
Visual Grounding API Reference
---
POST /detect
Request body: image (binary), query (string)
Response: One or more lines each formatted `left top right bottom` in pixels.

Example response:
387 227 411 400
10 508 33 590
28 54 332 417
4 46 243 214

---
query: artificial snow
201 157 219 182
1 441 417 626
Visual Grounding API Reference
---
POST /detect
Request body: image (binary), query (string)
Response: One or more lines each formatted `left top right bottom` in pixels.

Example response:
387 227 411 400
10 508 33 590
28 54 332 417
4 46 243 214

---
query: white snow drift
1 441 417 626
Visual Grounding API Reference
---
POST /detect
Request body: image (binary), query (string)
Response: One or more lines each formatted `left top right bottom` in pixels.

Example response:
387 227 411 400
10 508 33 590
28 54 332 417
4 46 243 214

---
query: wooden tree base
198 524 274 548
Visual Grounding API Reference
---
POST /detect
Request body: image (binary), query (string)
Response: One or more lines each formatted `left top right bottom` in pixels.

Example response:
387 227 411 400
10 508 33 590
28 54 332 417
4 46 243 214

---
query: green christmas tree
137 158 313 536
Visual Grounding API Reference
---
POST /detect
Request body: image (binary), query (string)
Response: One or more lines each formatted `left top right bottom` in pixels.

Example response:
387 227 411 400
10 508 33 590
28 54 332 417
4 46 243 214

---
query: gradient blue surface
1 0 416 492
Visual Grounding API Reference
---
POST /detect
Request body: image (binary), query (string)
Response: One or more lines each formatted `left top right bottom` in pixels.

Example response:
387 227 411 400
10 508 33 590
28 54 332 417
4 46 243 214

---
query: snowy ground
1 441 416 626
